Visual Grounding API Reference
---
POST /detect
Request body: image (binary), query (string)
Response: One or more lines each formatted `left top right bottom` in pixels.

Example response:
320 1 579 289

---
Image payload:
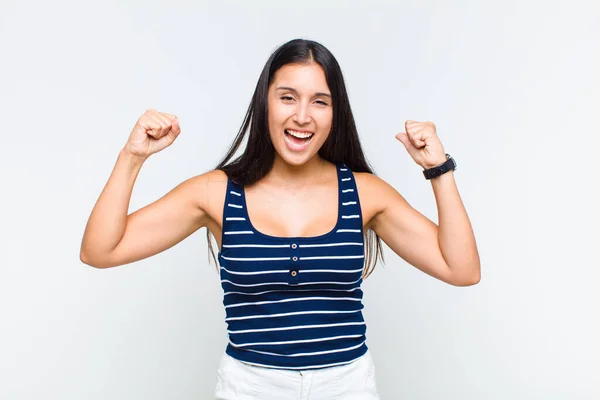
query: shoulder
176 169 227 195
353 171 385 190
172 169 228 215
353 171 398 198
353 171 410 229
352 171 402 227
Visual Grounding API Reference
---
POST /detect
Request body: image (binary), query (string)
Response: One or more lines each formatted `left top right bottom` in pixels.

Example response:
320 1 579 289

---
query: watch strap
423 154 456 180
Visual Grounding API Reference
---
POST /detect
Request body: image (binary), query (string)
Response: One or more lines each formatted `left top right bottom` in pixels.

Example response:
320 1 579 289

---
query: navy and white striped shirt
218 162 368 370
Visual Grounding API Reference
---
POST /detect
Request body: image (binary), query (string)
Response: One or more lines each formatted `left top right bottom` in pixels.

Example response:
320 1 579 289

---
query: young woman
80 38 480 399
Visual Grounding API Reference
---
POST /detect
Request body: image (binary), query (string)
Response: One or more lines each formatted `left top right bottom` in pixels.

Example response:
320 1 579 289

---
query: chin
275 148 320 167
279 153 312 166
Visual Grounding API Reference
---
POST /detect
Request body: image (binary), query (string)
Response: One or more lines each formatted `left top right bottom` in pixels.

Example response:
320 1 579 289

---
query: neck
267 155 331 188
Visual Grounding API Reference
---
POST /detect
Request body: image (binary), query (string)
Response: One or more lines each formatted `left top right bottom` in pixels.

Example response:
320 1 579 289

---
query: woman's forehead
272 63 329 92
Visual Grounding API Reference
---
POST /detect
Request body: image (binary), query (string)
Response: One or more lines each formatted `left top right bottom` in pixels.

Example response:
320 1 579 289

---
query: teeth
286 129 314 139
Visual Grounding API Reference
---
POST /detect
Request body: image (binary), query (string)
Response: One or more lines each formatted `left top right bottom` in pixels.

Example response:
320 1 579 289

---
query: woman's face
267 63 333 166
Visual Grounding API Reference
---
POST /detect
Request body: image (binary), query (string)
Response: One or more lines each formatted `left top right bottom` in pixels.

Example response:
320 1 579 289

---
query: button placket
289 242 299 285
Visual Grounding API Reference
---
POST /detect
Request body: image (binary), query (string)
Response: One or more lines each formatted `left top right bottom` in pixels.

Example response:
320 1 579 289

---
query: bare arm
362 172 480 286
365 120 480 286
80 108 211 268
79 149 144 266
79 150 211 268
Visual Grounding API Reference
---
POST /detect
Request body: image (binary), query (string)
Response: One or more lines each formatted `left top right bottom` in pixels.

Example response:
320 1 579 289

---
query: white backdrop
1 0 599 398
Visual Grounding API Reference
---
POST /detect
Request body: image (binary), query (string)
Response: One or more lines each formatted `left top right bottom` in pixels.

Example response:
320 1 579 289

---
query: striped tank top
217 162 368 370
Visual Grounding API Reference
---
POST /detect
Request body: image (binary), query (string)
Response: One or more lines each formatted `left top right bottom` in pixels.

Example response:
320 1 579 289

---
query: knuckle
138 116 150 127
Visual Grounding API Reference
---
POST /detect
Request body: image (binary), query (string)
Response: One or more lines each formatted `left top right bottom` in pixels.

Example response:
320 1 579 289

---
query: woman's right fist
124 109 181 159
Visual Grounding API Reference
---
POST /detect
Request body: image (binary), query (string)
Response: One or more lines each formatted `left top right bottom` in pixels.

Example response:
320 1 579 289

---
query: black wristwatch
423 154 456 180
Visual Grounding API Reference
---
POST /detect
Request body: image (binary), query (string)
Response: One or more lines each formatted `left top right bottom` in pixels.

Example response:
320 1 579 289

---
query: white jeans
214 350 381 399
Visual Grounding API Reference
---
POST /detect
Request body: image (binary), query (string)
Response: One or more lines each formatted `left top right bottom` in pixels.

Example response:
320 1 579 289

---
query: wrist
429 168 454 182
119 148 148 167
422 154 456 180
422 158 448 169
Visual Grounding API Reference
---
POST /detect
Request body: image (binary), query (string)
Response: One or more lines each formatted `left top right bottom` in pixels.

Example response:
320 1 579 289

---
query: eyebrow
276 86 331 98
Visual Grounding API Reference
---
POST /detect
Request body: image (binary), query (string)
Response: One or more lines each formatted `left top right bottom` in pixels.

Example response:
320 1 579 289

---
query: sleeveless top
217 162 368 370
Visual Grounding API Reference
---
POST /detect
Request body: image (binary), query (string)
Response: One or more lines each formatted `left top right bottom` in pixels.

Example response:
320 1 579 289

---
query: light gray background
1 0 599 399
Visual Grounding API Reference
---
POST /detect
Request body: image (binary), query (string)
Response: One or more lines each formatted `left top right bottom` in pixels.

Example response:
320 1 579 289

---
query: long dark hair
207 38 384 278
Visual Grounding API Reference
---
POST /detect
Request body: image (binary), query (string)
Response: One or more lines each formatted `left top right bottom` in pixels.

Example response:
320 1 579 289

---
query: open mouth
284 129 314 149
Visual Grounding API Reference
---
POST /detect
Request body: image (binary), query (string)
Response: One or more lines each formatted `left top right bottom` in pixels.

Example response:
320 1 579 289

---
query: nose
292 101 312 125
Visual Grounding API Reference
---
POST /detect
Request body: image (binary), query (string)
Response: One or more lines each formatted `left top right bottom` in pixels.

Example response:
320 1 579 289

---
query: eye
315 99 329 106
280 95 295 102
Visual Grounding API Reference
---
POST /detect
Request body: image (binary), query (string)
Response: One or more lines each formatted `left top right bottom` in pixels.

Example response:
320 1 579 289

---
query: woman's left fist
395 120 447 169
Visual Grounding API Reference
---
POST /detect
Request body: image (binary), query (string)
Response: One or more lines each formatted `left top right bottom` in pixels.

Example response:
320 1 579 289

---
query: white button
291 243 297 249
292 256 298 262
291 271 297 277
